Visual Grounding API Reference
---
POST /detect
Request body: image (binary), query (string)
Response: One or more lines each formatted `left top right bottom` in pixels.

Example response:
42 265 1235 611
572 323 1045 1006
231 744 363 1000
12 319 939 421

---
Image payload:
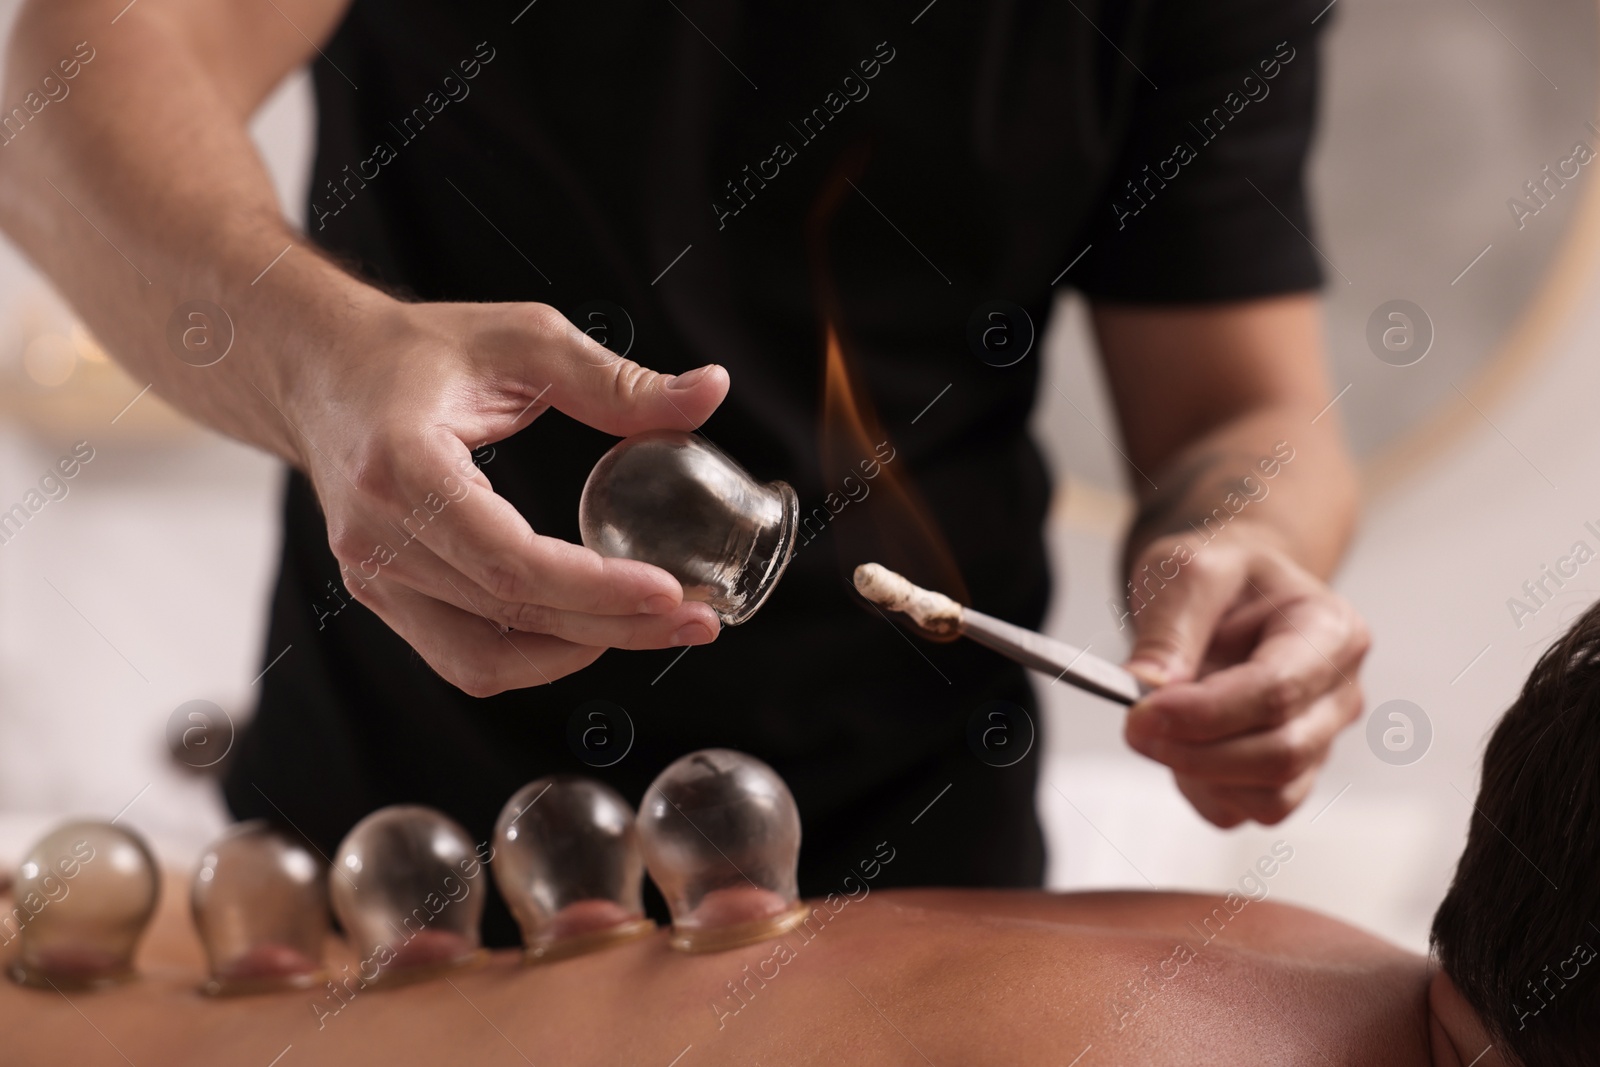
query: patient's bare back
1 881 1431 1067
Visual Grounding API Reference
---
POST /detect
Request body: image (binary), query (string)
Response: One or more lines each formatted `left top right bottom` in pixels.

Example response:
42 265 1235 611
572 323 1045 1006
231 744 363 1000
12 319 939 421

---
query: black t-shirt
223 0 1325 945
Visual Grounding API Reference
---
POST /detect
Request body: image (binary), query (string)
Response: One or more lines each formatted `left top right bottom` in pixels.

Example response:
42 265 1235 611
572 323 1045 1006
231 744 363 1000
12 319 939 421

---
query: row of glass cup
5 748 807 994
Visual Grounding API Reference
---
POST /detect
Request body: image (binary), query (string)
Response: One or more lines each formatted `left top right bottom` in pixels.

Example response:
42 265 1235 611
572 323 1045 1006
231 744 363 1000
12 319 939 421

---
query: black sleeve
1072 0 1329 303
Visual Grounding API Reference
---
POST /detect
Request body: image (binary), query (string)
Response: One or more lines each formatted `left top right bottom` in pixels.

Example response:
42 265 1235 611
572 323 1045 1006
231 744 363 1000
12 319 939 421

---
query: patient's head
1431 601 1600 1066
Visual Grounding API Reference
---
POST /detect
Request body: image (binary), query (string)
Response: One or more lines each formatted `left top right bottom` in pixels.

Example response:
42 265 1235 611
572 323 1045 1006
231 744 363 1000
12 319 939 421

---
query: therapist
0 0 1368 942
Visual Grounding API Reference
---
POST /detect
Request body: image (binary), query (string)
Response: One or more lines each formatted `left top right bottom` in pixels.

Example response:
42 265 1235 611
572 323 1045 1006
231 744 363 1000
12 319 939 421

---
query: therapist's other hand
1120 526 1370 827
289 299 728 696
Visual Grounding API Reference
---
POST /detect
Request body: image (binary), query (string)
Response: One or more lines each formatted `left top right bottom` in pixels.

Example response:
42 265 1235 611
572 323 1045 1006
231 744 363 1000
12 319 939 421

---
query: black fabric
223 0 1327 946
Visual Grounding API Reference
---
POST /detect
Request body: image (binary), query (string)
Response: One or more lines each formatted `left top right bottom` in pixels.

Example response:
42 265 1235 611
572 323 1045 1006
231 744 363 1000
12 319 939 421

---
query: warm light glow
71 323 108 363
23 334 76 387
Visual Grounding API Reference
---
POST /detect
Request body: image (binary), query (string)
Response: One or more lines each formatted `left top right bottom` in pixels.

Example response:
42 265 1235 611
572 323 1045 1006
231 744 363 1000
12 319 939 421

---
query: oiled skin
0 883 1432 1066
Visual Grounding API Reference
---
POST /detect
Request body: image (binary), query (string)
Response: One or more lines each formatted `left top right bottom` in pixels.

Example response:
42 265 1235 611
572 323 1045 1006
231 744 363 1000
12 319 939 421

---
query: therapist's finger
553 353 729 436
478 302 730 435
1128 592 1366 745
345 575 607 696
377 432 687 615
1133 686 1361 788
373 539 720 650
1123 544 1250 687
1176 764 1323 828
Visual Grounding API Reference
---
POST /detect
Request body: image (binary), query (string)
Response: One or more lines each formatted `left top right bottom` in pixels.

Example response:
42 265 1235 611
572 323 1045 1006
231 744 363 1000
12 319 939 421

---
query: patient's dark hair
1432 600 1600 1066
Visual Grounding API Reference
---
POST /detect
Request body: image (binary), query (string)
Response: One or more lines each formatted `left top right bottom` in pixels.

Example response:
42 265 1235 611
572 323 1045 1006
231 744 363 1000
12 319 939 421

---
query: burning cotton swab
852 563 1148 706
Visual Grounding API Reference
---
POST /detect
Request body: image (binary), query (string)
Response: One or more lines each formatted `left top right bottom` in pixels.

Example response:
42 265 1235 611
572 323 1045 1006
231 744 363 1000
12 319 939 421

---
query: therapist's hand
289 298 728 697
1091 294 1366 827
0 1 721 697
1120 525 1370 827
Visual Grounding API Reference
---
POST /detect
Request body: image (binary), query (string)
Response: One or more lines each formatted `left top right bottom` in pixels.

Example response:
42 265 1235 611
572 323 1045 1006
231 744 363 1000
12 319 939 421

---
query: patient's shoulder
876 886 1414 960
818 890 1434 1066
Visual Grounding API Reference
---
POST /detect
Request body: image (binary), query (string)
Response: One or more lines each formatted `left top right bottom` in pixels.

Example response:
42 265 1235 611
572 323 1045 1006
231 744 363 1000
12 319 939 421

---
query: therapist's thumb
523 304 729 434
1122 549 1246 687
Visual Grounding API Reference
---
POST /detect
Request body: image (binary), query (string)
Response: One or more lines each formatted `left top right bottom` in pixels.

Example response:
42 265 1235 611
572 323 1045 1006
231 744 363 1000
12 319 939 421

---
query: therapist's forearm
0 0 366 466
1121 410 1358 581
1092 294 1359 581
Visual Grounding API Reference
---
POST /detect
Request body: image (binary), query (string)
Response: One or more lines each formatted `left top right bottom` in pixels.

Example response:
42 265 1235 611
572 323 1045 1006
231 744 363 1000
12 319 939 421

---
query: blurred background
1 0 1598 954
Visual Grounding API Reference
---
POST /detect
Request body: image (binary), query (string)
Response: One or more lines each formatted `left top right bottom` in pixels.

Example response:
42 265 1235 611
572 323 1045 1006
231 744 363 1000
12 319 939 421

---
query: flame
806 146 969 629
817 322 970 633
